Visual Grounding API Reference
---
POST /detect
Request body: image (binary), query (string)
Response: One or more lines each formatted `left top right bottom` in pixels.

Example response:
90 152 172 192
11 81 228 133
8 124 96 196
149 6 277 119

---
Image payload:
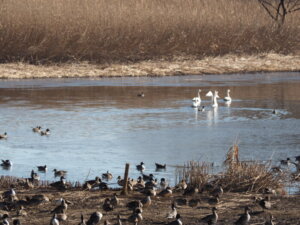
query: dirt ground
0 53 299 79
1 186 300 225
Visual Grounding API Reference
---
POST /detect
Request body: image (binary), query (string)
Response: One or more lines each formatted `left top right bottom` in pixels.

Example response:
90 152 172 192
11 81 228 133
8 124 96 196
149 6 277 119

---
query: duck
198 106 205 112
30 170 40 182
87 212 102 225
188 198 201 208
183 186 198 196
166 203 177 219
37 165 47 172
13 219 21 225
158 186 172 197
128 208 143 224
136 162 145 171
167 214 182 225
175 179 187 191
1 160 12 167
234 206 251 225
102 171 113 180
40 128 50 136
200 207 218 225
102 198 114 213
155 163 166 170
83 176 101 190
50 214 59 225
142 173 153 181
126 200 143 211
160 178 168 189
110 193 119 207
137 92 145 98
280 158 291 166
223 89 232 102
265 214 274 225
78 214 86 225
174 198 187 206
2 188 16 199
210 185 223 198
0 132 8 139
32 126 42 133
206 90 219 107
141 195 151 208
53 169 67 177
258 196 271 211
50 176 66 190
51 199 68 214
208 196 220 205
192 89 201 108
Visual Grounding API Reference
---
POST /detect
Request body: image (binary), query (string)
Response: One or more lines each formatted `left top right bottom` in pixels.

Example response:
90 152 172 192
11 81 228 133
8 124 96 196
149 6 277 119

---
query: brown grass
0 0 299 64
176 144 286 193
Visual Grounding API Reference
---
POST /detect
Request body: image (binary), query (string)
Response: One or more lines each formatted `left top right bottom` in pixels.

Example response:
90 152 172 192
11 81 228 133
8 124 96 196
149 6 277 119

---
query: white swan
192 89 201 107
224 89 232 102
206 90 219 107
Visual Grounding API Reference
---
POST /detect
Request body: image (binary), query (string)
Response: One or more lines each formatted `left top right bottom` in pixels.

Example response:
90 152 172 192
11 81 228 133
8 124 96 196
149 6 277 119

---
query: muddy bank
0 54 299 79
0 185 300 224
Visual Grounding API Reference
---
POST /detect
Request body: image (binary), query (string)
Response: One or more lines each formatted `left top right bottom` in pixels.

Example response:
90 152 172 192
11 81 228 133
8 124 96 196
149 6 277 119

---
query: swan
192 89 201 107
206 90 219 107
224 89 232 102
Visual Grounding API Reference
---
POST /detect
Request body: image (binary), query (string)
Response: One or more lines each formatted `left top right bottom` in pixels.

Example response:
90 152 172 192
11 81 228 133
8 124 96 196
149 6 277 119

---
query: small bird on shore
110 193 119 207
128 208 143 224
50 176 66 190
136 162 145 171
167 214 182 225
160 178 168 189
200 207 218 225
86 212 102 225
167 203 177 219
13 219 21 225
51 199 68 214
234 206 251 225
188 198 201 208
40 128 50 136
211 185 223 198
137 92 145 98
258 196 271 211
32 126 42 133
37 165 47 172
103 198 114 213
141 195 151 208
158 186 172 197
53 169 67 177
0 132 8 139
50 214 59 225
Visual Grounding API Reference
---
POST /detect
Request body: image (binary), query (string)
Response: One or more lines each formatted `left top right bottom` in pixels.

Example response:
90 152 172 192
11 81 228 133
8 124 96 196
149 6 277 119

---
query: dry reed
0 0 299 64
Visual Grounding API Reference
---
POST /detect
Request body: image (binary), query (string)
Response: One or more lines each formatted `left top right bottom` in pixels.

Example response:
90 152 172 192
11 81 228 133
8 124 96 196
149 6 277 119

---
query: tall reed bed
0 0 299 63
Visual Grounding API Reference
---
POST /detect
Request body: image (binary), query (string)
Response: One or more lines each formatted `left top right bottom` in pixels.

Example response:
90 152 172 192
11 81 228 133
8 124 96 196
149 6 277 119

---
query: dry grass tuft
176 144 286 193
176 161 213 189
0 0 299 64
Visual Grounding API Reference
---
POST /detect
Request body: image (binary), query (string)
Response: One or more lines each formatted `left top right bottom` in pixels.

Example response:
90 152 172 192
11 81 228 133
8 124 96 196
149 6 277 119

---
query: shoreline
0 175 299 224
0 53 299 79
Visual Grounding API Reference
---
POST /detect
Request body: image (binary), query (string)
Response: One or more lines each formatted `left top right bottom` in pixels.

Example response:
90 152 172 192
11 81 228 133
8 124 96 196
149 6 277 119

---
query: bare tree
257 0 300 25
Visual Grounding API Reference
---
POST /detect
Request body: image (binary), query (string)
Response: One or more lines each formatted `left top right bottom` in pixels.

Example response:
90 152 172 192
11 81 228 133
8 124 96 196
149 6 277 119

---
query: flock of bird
2 157 297 225
191 89 231 109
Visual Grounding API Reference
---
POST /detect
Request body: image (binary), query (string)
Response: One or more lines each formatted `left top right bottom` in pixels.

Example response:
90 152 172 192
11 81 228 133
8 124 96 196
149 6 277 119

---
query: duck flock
1 155 300 225
0 90 298 225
